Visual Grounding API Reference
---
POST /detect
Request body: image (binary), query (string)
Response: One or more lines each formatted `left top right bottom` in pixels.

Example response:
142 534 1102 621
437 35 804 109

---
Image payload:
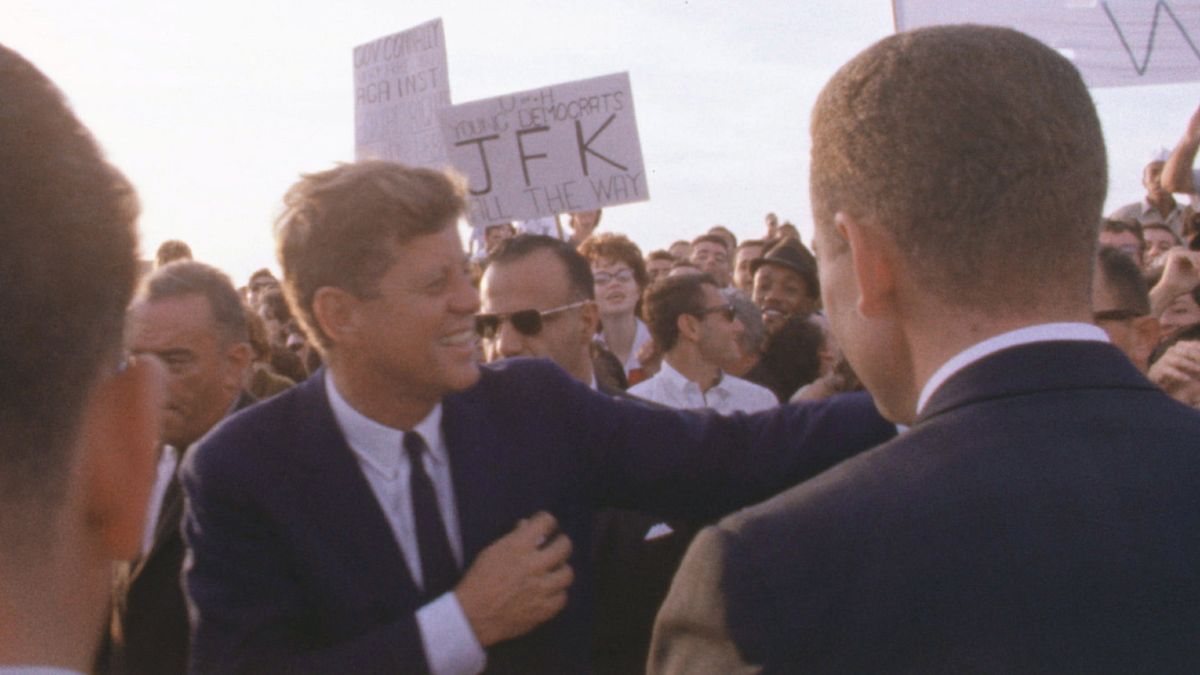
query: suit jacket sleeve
182 445 430 675
647 525 760 675
555 366 895 521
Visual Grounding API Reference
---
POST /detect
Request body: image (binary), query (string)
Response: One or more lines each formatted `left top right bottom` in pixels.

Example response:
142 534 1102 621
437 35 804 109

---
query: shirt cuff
415 591 487 675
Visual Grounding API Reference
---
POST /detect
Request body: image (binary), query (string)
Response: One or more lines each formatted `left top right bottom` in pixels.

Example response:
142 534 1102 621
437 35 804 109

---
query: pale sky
7 1 1198 283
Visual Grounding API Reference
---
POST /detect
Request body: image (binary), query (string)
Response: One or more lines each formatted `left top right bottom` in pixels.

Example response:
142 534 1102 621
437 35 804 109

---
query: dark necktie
404 432 459 600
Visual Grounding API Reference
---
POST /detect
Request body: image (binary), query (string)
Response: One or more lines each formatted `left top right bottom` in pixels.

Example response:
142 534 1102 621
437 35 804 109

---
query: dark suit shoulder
183 373 315 485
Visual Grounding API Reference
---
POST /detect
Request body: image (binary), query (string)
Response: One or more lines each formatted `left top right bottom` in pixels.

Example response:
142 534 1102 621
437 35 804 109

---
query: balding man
652 25 1200 672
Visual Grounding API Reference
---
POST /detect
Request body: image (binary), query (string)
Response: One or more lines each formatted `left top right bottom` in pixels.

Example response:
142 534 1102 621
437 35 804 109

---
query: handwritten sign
894 0 1200 88
438 72 648 225
353 19 450 166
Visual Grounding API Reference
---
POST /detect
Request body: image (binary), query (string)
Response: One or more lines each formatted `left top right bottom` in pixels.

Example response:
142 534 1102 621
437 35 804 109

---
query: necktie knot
404 431 427 463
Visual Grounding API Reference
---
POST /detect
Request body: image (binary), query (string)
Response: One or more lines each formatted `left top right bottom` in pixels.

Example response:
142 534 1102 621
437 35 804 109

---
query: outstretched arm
1162 103 1200 194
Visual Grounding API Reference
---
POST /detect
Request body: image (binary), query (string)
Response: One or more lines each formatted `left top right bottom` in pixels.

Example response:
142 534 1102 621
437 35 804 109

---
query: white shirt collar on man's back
915 322 1109 416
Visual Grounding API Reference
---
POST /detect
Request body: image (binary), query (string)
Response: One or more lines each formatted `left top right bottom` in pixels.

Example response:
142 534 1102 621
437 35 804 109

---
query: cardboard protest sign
353 18 450 166
438 72 648 225
893 0 1200 88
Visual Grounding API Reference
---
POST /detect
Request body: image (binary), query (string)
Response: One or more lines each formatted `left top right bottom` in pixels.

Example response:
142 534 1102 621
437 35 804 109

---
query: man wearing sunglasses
480 233 695 673
630 274 778 414
1093 246 1158 372
180 161 895 674
478 235 610 390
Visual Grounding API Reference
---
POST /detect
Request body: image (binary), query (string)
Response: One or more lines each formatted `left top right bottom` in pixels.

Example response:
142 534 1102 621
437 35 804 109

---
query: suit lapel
290 370 420 603
917 341 1158 426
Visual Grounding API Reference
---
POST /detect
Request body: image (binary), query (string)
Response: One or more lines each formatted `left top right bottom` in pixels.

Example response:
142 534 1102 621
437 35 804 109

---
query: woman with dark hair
579 232 653 384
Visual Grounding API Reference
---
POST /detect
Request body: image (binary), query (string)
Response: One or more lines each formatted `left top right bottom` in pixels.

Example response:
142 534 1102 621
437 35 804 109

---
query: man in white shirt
0 43 164 675
652 25 1200 672
1108 154 1191 238
630 274 777 414
180 162 896 674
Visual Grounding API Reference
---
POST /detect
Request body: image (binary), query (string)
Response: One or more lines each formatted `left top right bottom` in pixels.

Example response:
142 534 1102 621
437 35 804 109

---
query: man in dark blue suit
180 162 895 674
650 26 1200 673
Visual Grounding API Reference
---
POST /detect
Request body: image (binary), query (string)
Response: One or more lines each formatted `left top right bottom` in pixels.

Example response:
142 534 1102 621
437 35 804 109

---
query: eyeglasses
593 269 635 286
475 300 590 339
1093 308 1144 322
692 303 736 322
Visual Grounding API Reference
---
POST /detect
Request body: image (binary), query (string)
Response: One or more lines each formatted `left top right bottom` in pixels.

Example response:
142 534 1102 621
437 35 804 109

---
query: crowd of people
4 22 1200 675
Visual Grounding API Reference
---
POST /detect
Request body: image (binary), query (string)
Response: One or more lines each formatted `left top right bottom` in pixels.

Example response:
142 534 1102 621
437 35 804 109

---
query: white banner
893 0 1200 88
438 72 648 226
353 19 451 166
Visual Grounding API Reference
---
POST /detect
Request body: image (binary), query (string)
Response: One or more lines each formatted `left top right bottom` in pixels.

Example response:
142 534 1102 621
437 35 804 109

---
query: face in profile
694 283 743 368
1160 291 1200 341
130 294 244 449
347 227 481 402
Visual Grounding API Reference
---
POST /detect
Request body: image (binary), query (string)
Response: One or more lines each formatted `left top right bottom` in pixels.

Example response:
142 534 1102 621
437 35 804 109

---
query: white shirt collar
658 358 723 393
325 372 446 475
916 322 1109 415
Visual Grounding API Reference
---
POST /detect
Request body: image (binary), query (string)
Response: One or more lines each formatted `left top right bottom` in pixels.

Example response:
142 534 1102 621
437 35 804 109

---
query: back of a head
490 234 595 301
811 25 1107 311
1096 246 1151 317
0 45 140 541
154 239 193 268
274 160 466 351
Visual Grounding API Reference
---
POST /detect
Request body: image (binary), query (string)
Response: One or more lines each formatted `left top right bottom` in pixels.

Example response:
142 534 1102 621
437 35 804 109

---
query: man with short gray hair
104 261 255 675
653 25 1200 672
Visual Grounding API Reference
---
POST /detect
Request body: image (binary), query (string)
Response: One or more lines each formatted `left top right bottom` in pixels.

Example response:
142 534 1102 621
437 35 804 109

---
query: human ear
835 212 899 318
79 355 166 561
578 301 600 343
311 287 360 348
222 341 255 391
677 313 702 343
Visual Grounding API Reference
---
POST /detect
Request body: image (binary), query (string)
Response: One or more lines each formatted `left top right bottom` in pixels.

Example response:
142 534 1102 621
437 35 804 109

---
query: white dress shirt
326 376 485 675
915 322 1109 416
628 359 778 414
140 444 180 555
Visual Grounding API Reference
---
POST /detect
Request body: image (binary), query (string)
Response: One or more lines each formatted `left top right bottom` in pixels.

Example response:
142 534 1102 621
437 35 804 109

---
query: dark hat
750 240 820 298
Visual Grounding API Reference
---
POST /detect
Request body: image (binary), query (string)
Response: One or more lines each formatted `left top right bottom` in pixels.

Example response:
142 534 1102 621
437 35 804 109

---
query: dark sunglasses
693 303 736 322
475 300 590 339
